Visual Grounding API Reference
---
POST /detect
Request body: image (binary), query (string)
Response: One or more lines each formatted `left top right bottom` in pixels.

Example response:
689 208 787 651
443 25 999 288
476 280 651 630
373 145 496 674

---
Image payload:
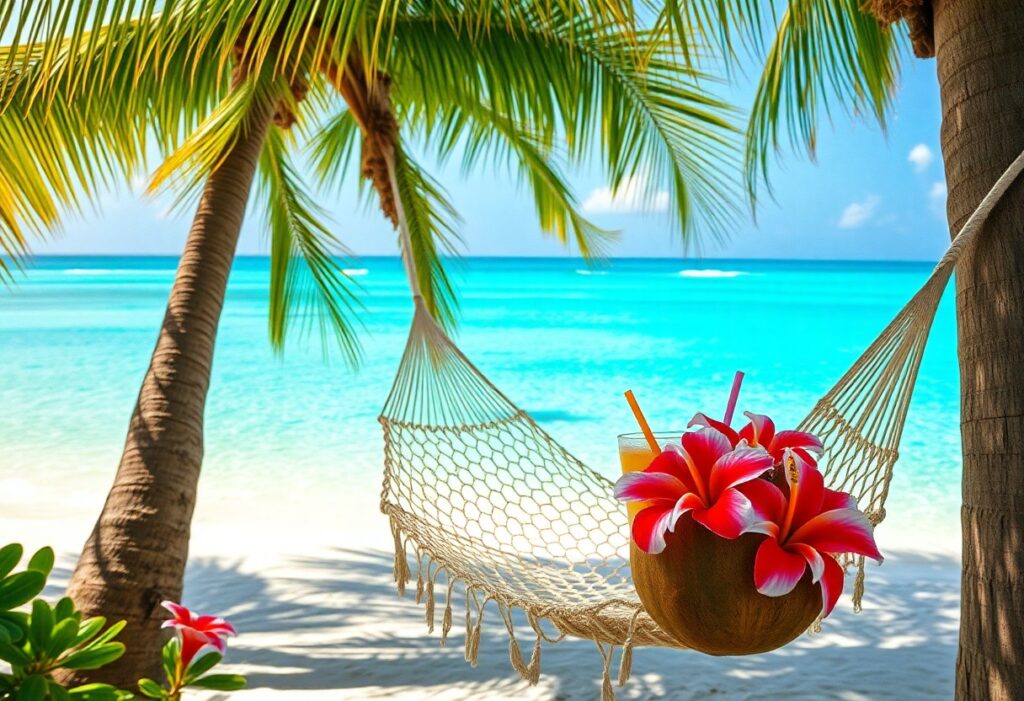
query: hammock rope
378 146 1024 697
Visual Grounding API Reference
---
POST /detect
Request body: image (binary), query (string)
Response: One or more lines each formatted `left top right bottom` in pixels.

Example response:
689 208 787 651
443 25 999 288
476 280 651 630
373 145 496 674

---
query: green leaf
0 639 32 666
69 617 105 648
257 127 364 361
48 681 72 701
59 642 126 670
46 617 81 659
136 678 165 699
0 612 27 642
183 651 221 682
0 571 46 611
188 674 246 691
54 597 75 622
0 544 23 578
16 674 46 701
67 683 130 700
26 548 54 577
29 599 54 653
161 639 178 682
89 620 125 647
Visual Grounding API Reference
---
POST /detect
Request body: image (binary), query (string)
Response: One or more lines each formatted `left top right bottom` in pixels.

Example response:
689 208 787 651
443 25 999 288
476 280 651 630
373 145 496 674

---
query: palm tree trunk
60 94 275 688
933 1 1024 698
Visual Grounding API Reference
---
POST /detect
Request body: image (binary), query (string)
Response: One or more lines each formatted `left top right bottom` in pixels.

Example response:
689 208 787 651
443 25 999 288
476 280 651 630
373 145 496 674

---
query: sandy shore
9 489 959 701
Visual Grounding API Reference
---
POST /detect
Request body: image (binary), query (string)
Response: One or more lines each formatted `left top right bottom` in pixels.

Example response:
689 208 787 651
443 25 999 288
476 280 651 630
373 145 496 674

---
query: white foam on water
63 268 173 276
678 269 746 278
343 268 369 276
575 269 608 276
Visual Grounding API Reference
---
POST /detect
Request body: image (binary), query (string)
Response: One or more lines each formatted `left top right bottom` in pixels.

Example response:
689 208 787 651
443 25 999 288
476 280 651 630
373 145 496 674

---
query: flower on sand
739 454 883 617
691 411 823 468
614 427 774 553
162 601 237 669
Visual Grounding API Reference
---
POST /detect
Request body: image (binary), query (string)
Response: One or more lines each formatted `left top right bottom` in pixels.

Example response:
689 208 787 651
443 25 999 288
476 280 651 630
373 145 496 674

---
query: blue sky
35 51 947 261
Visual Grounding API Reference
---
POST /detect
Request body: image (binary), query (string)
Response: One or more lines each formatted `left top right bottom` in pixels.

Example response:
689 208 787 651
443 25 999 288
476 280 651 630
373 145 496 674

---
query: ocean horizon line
17 253 943 265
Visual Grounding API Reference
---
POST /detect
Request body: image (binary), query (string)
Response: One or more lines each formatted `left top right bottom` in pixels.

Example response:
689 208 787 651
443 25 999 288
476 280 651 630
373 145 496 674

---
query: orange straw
624 390 661 455
724 370 744 425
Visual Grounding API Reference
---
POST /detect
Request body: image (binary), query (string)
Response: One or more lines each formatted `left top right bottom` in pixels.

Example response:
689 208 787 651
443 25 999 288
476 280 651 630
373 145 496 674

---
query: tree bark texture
933 1 1024 698
59 93 275 688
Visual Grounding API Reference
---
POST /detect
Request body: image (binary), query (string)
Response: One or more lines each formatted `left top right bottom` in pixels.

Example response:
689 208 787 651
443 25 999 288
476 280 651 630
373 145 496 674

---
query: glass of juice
617 431 683 522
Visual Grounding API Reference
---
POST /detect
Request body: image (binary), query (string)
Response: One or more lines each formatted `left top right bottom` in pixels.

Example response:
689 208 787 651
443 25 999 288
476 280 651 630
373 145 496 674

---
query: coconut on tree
0 0 741 685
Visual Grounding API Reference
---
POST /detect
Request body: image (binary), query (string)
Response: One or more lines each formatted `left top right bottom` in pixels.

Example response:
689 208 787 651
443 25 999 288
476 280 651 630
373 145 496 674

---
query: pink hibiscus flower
614 427 774 553
162 601 237 669
691 411 823 468
738 454 883 617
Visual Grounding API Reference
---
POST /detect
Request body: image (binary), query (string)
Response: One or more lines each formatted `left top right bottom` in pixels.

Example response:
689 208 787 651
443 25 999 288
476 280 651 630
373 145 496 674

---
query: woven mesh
377 148 1024 698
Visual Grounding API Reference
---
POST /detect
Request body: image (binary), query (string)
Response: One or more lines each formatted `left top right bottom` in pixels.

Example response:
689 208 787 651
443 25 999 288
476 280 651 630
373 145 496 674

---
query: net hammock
377 149 1024 698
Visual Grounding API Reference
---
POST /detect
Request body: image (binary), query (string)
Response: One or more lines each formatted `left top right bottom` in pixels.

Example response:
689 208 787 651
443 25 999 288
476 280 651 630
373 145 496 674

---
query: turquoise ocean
0 256 961 548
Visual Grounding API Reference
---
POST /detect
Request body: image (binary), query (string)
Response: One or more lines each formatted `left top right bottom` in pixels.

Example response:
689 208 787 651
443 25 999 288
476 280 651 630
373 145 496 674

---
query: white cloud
582 175 669 214
838 195 881 229
908 144 935 173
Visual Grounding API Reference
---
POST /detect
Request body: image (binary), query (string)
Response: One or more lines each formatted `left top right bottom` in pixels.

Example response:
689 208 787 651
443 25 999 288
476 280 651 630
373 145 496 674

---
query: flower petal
822 488 858 512
754 536 807 597
631 505 679 554
680 427 733 492
737 478 786 536
739 412 776 448
644 446 699 493
789 543 825 583
691 488 754 539
161 601 191 624
194 615 237 637
708 445 774 498
770 430 824 457
687 413 740 445
790 509 883 562
614 470 689 503
669 492 706 529
819 555 845 617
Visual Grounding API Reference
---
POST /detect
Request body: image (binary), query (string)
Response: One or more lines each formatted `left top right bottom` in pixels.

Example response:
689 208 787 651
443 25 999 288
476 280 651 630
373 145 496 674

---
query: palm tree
715 1 1022 697
0 1 740 686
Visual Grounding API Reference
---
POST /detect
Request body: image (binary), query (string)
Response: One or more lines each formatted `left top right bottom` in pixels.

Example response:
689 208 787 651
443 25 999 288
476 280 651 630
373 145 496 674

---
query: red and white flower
738 454 883 617
614 427 774 553
691 411 823 468
162 601 237 669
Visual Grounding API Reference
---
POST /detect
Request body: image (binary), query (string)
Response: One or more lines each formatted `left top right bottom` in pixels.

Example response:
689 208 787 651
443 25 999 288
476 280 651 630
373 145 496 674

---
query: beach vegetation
0 547 244 701
0 1 740 684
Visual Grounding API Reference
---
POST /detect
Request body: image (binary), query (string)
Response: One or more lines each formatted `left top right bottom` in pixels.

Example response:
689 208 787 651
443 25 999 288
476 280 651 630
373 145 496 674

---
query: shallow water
0 256 961 549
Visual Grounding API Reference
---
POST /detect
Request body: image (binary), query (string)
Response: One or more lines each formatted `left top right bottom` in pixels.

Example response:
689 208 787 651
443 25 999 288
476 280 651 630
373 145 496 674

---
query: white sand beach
4 477 960 700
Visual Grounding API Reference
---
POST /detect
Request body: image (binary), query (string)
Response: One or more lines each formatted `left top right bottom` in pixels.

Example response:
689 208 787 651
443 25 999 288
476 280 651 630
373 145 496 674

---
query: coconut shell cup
630 516 821 655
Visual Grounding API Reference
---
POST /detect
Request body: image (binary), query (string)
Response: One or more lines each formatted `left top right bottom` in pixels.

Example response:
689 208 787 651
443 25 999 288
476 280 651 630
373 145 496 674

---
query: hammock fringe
378 148 1024 695
387 510 642 694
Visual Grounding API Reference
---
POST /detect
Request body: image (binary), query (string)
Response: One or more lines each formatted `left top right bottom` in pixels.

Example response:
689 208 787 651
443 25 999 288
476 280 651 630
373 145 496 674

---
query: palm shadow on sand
172 547 959 699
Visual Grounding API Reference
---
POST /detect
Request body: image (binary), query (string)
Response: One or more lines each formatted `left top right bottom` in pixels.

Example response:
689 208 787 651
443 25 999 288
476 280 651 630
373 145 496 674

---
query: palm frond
425 104 616 258
258 127 363 362
147 73 279 210
307 108 362 195
746 0 902 196
388 15 742 245
391 143 461 330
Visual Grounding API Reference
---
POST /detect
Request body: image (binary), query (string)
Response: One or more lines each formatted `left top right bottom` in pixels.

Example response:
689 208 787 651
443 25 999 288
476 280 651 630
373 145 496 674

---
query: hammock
377 149 1024 698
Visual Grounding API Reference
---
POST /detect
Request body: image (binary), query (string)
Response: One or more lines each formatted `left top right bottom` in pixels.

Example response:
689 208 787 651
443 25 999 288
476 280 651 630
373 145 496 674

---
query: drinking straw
723 371 745 426
624 390 660 455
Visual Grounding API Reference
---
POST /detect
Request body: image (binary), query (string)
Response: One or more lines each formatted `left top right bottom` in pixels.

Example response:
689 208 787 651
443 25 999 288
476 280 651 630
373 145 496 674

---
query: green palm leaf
258 127 363 361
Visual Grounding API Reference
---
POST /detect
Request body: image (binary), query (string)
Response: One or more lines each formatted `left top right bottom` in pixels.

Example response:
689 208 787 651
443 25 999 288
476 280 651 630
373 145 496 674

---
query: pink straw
723 371 745 426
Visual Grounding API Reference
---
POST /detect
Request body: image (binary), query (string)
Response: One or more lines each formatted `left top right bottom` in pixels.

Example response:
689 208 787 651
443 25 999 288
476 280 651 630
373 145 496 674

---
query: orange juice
617 432 681 522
